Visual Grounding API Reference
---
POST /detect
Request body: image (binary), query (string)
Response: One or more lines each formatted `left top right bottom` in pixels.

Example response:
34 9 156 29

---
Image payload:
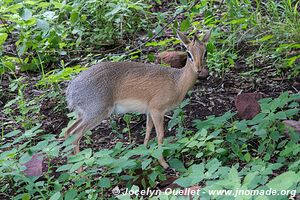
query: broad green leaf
49 192 61 200
99 177 111 188
274 111 286 120
151 147 163 159
64 189 77 200
207 142 215 152
174 174 203 188
96 156 116 166
94 149 113 157
242 172 258 189
169 158 186 172
228 18 247 25
267 171 299 190
37 19 49 31
256 34 274 42
56 164 72 172
19 153 32 164
21 8 32 20
17 43 27 56
141 158 152 170
0 33 8 45
68 154 85 163
248 113 267 125
145 38 174 47
244 152 251 162
105 5 122 17
180 19 190 32
43 11 56 20
284 108 299 117
5 130 21 138
70 11 79 24
69 161 84 173
287 54 300 66
6 3 23 13
21 193 30 200
227 167 241 188
206 158 221 177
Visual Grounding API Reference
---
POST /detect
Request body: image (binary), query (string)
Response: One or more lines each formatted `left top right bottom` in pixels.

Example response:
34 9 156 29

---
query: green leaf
267 171 299 190
37 19 49 31
56 164 72 172
256 34 274 42
0 33 8 45
5 130 21 138
274 111 287 120
17 43 27 56
196 152 203 158
69 161 84 173
43 11 56 20
105 5 122 17
227 17 247 25
151 147 163 159
145 38 174 47
80 148 92 159
174 174 202 188
21 8 32 20
242 172 259 189
169 158 186 172
99 177 111 188
180 19 190 32
123 114 132 124
205 158 221 177
49 192 61 200
22 193 30 200
244 152 251 162
248 113 267 125
187 140 199 148
19 153 32 164
207 142 215 152
285 108 299 117
227 167 241 188
96 156 115 166
70 11 79 24
64 189 77 200
141 158 152 170
286 54 300 66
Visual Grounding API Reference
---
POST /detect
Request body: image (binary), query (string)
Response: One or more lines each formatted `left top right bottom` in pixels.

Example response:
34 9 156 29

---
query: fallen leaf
235 93 264 120
23 154 44 177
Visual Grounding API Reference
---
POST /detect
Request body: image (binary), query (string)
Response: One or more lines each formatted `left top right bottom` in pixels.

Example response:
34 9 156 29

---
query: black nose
198 68 209 79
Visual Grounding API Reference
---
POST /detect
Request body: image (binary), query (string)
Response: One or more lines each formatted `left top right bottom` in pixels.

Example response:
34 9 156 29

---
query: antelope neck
177 60 198 98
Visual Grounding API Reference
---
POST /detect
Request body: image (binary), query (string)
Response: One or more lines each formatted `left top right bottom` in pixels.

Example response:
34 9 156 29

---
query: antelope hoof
159 157 169 169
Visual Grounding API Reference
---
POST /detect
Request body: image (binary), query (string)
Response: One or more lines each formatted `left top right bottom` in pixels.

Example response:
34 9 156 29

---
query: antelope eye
187 52 193 61
204 51 207 59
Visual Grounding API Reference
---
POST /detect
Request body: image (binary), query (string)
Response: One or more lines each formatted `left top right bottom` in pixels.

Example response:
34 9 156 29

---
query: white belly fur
114 99 148 114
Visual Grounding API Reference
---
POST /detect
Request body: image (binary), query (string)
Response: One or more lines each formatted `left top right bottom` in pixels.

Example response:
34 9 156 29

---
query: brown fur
65 30 211 171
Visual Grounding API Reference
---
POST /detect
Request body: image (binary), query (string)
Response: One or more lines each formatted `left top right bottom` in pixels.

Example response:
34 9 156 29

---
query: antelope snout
198 67 209 79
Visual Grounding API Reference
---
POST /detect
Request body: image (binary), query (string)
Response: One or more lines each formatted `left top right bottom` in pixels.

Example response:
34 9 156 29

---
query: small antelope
65 30 211 169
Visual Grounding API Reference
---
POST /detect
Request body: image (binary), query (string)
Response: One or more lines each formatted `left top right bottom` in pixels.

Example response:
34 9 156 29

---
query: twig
0 18 11 34
0 18 24 64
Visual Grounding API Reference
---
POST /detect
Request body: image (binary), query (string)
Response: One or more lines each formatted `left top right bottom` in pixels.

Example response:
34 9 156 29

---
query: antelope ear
176 29 191 47
192 33 201 45
202 29 212 43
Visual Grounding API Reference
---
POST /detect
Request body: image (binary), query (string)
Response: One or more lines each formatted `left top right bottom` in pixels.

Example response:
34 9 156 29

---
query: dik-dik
65 30 211 169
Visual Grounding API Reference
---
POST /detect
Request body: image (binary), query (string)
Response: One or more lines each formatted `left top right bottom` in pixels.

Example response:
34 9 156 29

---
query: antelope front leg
150 110 169 169
144 113 153 146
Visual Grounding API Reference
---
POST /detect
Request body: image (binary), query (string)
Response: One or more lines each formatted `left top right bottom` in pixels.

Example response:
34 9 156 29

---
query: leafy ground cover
1 0 300 199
